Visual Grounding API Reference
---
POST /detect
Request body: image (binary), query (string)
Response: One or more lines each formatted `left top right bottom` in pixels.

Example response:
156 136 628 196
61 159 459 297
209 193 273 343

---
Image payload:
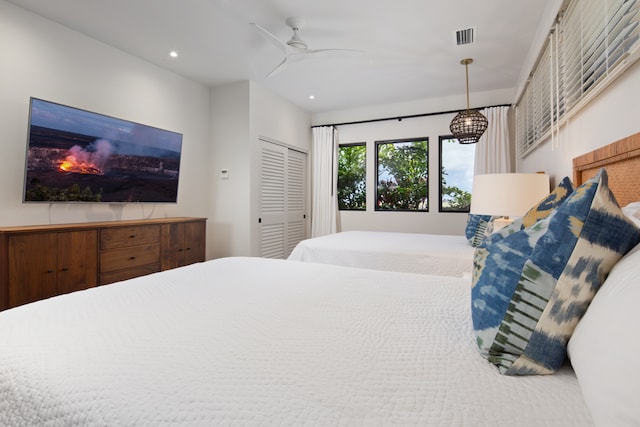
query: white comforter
0 257 592 426
288 231 475 276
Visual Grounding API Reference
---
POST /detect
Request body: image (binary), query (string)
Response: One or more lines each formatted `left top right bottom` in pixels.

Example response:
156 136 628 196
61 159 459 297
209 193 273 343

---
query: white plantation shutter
259 142 286 258
286 149 306 256
258 139 307 259
562 0 640 110
517 39 554 156
517 0 640 156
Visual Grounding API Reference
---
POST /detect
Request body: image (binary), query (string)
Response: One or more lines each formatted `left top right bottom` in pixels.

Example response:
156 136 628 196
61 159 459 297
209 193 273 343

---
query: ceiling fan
250 17 361 77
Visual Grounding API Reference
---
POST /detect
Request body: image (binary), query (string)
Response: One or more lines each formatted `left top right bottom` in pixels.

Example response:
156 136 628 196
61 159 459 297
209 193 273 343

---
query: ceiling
8 0 555 113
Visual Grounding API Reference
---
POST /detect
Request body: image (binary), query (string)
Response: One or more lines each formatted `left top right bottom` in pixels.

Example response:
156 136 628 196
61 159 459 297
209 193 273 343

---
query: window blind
516 0 640 157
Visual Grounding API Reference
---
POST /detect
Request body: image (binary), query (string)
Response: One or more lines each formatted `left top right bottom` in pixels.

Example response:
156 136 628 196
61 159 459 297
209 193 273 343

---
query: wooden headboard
573 131 640 207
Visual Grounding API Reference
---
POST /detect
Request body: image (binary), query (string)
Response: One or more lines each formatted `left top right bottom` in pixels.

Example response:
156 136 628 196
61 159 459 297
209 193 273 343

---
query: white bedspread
288 231 475 276
0 257 592 426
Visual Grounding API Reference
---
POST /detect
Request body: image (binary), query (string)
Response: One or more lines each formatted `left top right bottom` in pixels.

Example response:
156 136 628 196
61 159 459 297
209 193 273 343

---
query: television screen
23 98 183 203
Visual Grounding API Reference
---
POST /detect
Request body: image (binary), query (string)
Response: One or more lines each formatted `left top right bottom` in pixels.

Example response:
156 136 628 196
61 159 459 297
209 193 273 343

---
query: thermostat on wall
220 169 229 179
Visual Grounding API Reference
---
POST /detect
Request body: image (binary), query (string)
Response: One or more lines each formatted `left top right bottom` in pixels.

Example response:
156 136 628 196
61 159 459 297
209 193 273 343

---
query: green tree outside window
376 139 428 211
337 143 366 210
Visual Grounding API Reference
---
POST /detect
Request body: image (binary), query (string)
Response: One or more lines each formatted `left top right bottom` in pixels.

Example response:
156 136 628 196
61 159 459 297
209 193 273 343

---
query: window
337 143 366 210
439 136 475 212
516 0 640 156
517 39 554 154
376 138 428 211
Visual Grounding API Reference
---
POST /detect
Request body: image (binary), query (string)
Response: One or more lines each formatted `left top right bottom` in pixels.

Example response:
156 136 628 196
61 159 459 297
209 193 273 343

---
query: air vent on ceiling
455 27 476 46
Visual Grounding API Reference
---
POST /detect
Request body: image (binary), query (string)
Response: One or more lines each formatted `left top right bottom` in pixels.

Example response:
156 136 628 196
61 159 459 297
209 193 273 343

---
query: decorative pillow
567 242 640 426
471 168 640 375
465 214 494 247
521 175 574 227
481 176 575 247
622 201 640 227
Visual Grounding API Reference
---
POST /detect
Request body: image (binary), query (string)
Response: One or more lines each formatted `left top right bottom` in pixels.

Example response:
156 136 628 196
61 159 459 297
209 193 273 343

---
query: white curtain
474 106 511 174
311 126 338 237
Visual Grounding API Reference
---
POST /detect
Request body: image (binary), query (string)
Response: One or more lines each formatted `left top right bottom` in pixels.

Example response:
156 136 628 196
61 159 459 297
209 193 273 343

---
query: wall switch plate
220 169 229 179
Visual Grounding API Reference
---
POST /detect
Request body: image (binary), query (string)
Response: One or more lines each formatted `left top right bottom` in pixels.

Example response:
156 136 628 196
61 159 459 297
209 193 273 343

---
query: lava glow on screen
23 98 183 203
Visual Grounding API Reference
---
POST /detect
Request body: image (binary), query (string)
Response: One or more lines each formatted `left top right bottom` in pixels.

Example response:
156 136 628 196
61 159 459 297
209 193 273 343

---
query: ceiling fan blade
265 57 289 77
305 48 364 56
250 22 288 54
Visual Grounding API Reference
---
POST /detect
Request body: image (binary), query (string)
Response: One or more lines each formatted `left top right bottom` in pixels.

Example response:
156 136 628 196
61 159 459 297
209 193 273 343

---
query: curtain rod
311 103 511 128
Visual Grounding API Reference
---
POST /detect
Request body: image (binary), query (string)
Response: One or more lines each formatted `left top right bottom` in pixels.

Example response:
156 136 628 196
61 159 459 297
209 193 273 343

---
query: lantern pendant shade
450 58 488 144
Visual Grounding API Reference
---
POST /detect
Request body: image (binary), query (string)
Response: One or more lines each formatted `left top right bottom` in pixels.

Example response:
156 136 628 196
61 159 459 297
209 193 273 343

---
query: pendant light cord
461 58 473 110
465 62 470 110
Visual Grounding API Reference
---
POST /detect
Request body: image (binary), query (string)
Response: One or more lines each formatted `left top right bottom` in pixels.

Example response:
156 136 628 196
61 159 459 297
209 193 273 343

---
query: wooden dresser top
0 217 207 234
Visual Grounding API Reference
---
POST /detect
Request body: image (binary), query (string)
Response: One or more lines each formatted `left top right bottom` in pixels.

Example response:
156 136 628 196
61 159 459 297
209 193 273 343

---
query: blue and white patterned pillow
471 169 640 375
481 176 575 247
521 175 574 227
465 214 494 247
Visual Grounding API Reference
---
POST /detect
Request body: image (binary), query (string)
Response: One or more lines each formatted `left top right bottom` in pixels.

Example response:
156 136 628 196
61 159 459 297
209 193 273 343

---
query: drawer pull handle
61 268 69 272
186 247 191 251
46 269 53 273
178 248 183 252
129 235 136 239
129 256 136 260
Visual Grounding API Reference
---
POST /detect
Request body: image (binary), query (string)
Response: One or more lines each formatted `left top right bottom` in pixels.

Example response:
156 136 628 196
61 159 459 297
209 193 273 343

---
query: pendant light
449 58 488 144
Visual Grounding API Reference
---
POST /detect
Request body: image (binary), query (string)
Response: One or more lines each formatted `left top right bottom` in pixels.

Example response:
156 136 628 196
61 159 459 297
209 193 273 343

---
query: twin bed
288 230 474 276
1 133 639 425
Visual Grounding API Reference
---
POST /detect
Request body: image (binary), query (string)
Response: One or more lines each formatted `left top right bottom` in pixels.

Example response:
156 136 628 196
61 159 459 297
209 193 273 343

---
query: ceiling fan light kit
449 58 488 144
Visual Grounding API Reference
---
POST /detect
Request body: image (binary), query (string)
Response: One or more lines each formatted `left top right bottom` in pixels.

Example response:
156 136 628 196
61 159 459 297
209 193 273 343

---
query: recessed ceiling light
169 50 178 58
309 95 315 100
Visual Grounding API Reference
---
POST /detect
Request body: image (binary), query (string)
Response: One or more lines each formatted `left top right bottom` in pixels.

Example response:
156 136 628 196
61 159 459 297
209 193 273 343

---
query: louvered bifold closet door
258 140 308 259
285 149 306 257
259 141 287 258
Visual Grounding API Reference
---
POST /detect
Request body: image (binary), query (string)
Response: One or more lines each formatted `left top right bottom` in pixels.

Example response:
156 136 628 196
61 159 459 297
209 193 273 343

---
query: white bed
288 230 474 276
2 133 640 426
0 257 594 426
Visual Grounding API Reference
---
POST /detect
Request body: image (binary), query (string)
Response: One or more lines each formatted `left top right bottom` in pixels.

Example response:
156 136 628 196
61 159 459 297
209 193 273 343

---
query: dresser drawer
100 244 161 273
99 263 160 285
100 225 160 250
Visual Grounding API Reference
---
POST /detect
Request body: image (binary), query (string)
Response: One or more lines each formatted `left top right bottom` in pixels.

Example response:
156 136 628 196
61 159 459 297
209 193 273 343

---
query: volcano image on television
23 98 183 203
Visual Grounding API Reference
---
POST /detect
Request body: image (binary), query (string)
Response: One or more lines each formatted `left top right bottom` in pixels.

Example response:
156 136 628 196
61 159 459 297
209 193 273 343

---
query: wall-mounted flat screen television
23 97 183 203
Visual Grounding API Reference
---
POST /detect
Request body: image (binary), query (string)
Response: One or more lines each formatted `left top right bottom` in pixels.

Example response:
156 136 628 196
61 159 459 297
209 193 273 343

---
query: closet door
286 149 306 256
258 140 307 259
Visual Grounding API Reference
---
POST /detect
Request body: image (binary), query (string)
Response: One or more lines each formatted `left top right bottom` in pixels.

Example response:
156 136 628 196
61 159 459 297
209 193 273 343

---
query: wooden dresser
0 217 206 311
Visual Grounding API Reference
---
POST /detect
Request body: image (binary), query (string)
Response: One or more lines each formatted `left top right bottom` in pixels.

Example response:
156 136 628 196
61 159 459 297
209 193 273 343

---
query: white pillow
622 201 640 227
567 242 640 425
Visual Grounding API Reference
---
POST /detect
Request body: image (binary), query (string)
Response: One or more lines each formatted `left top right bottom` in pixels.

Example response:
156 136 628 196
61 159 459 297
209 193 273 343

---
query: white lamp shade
470 173 550 217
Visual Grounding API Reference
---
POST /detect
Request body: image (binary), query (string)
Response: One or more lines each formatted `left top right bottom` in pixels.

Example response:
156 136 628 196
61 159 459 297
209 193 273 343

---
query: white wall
0 1 211 233
250 81 312 152
209 81 312 258
517 59 640 186
312 89 514 235
209 82 252 258
248 82 312 255
312 88 514 127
